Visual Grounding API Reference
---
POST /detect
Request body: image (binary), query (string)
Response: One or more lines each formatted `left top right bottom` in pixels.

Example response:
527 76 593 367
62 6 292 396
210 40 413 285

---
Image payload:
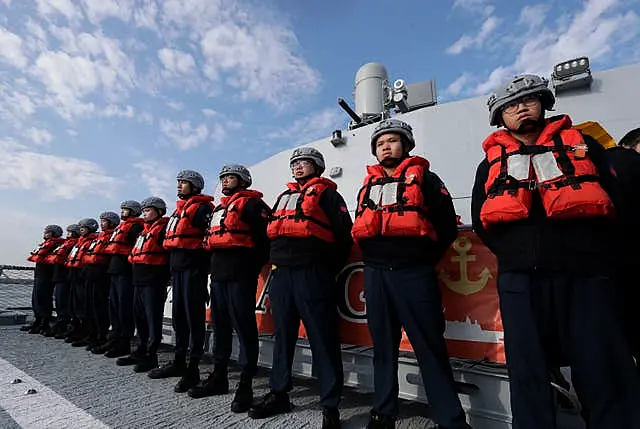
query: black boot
28 322 43 334
116 348 146 366
20 320 39 332
147 357 186 379
366 410 396 429
40 318 55 337
133 353 159 373
230 374 253 413
71 335 91 347
104 340 131 358
174 362 200 393
322 408 341 429
248 391 292 419
89 339 112 354
187 367 229 399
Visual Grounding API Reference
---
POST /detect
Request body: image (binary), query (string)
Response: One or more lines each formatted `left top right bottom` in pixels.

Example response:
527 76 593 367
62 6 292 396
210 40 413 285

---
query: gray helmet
487 74 555 127
140 196 167 212
120 200 142 217
100 211 121 227
78 218 99 233
44 224 63 238
66 224 81 236
290 147 325 174
176 169 205 191
370 118 415 155
219 164 252 186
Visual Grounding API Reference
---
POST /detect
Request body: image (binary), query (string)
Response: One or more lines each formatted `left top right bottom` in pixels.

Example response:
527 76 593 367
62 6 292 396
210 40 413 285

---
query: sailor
607 127 640 368
47 224 81 338
188 164 270 414
351 119 470 429
116 197 171 373
471 74 640 429
21 225 65 334
65 218 99 344
248 147 352 429
148 170 214 394
98 200 145 358
75 212 119 351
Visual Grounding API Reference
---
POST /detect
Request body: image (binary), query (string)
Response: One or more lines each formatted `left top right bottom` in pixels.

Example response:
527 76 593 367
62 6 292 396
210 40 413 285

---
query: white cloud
133 159 175 203
267 107 345 147
100 104 135 118
198 7 321 106
443 72 473 98
446 15 500 55
518 4 551 29
0 27 29 68
0 84 37 123
452 0 495 17
0 142 118 199
448 0 640 96
24 127 53 145
202 108 218 117
35 0 81 22
80 0 133 25
159 119 210 150
158 47 196 76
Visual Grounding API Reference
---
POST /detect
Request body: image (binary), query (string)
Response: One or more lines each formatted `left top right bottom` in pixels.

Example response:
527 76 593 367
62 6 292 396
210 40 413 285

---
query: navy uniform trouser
498 271 640 429
134 284 167 354
54 281 70 327
211 277 259 377
172 268 208 362
69 272 85 330
34 276 55 321
364 265 468 428
268 265 344 409
109 274 135 341
86 273 111 339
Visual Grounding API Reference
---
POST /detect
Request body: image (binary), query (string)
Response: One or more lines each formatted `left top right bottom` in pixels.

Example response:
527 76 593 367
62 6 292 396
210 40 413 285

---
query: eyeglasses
290 159 313 169
502 95 539 114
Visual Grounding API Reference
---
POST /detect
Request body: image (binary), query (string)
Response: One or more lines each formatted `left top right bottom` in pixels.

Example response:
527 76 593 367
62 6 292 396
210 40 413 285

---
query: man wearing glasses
471 74 640 429
248 147 353 429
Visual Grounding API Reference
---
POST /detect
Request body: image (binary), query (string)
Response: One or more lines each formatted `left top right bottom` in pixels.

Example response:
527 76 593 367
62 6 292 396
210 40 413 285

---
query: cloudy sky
1 0 639 265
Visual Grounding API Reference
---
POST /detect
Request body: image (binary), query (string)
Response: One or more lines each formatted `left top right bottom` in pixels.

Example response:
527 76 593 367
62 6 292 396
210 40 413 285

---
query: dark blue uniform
472 134 640 429
358 169 469 429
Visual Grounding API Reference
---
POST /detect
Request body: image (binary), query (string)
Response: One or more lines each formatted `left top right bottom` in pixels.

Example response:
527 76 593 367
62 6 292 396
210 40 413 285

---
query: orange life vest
66 233 98 268
204 190 267 250
267 177 336 243
163 194 215 250
43 238 78 265
83 230 115 266
129 217 170 266
352 156 438 242
104 217 145 255
27 237 65 264
480 114 615 229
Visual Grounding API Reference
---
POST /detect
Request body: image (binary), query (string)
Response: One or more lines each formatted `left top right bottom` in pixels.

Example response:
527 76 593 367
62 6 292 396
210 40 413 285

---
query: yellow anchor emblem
439 236 493 296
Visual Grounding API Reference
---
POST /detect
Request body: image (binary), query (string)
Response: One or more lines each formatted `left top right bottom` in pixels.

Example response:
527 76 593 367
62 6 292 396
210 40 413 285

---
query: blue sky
1 0 639 264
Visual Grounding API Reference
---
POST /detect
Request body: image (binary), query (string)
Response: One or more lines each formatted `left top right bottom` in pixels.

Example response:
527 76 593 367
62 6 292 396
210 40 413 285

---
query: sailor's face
291 159 315 178
375 133 404 161
66 231 74 239
142 207 158 222
43 231 53 240
501 95 542 130
177 180 191 195
80 226 90 236
220 174 239 195
100 219 110 231
120 208 130 219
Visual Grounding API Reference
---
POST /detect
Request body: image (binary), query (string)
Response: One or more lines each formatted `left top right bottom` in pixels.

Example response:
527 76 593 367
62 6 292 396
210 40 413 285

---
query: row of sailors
22 73 640 429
